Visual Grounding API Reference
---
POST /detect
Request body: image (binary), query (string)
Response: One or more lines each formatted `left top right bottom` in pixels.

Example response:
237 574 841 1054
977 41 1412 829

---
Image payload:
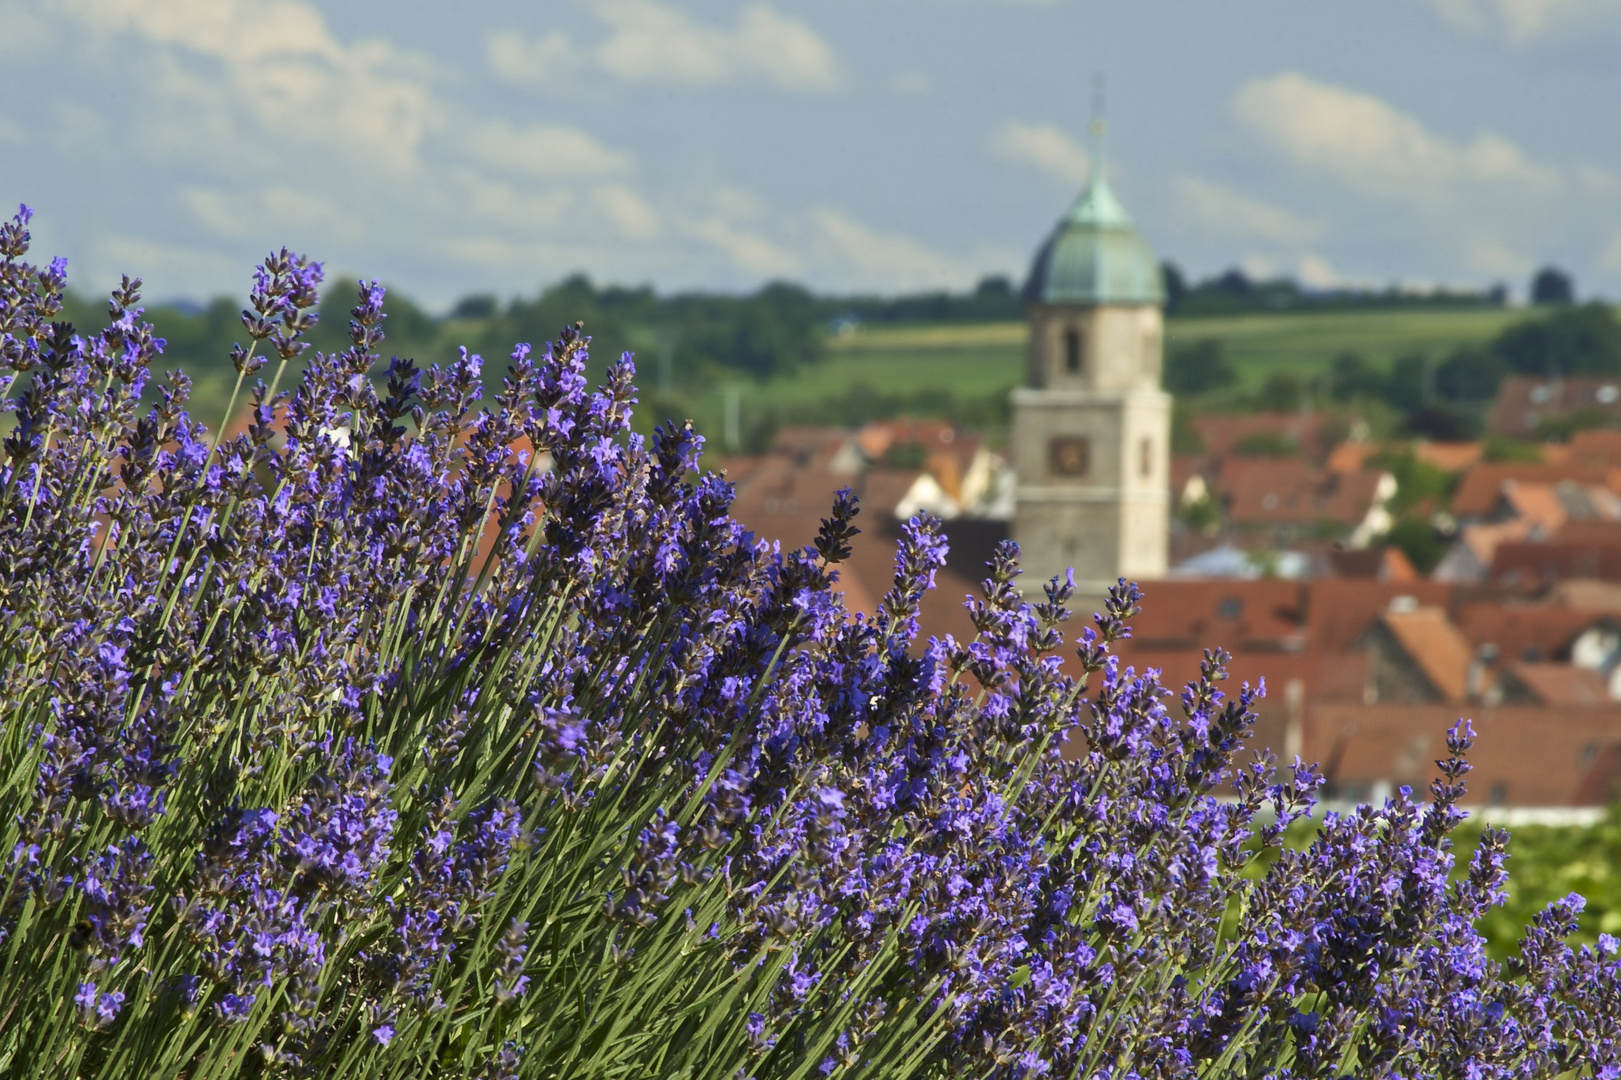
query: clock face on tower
1048 436 1090 478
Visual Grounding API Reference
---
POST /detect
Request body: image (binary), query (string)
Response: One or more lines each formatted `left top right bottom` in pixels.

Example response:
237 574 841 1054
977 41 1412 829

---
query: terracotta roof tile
1452 602 1605 662
1452 463 1617 518
1573 743 1621 805
1190 412 1328 459
1326 442 1376 474
1379 606 1473 703
1491 539 1621 587
1327 546 1419 582
1413 441 1484 473
1309 703 1621 806
1499 481 1568 534
1566 428 1621 467
1552 579 1621 609
1304 580 1455 652
1123 579 1306 651
1489 376 1621 438
1217 460 1388 528
1503 662 1613 707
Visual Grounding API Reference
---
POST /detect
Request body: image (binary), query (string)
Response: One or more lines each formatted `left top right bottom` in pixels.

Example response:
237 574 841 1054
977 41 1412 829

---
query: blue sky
4 0 1620 309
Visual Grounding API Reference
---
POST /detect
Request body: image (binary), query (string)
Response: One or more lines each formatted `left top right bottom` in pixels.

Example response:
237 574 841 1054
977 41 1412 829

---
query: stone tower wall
1012 304 1170 595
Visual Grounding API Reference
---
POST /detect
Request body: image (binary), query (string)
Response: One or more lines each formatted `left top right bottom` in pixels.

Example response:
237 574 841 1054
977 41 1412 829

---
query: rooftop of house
1489 375 1621 438
1326 545 1419 582
1503 661 1613 707
1378 605 1474 704
1217 458 1390 528
1451 462 1617 519
1561 428 1621 466
1313 703 1621 807
1189 412 1328 461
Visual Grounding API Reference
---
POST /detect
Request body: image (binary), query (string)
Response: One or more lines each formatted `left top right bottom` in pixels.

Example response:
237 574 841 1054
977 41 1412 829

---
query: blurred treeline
1161 263 1508 317
1166 302 1621 441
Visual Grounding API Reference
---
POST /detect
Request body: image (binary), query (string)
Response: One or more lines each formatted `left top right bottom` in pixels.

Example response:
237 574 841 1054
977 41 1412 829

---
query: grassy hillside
666 307 1534 448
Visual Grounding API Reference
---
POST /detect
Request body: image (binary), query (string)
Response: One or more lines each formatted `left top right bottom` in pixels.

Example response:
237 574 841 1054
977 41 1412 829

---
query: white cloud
463 120 633 180
1597 234 1621 275
891 71 930 96
1173 175 1323 246
990 122 1090 187
1419 0 1621 42
180 185 353 241
61 0 441 171
594 185 662 240
485 29 581 89
1222 72 1621 286
807 208 972 291
490 2 842 94
685 217 802 278
1234 72 1558 206
0 6 52 55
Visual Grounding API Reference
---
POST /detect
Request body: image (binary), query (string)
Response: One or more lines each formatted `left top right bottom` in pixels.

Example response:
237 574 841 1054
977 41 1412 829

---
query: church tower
1011 126 1170 595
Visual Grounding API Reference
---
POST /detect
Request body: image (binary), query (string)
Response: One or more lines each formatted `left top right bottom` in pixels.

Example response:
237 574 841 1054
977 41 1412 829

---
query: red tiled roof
1326 442 1376 474
1190 412 1328 459
1413 441 1484 473
1488 376 1621 438
1326 545 1419 582
1573 743 1621 805
1379 606 1473 703
1452 602 1603 662
1217 460 1387 528
1451 463 1616 518
1491 540 1621 587
1303 580 1455 653
1498 481 1568 534
1552 580 1621 609
1504 662 1612 707
1123 579 1306 651
1565 428 1621 467
1309 703 1621 806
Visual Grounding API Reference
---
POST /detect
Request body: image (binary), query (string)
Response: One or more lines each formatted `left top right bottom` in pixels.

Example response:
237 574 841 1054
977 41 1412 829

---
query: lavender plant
0 204 1616 1078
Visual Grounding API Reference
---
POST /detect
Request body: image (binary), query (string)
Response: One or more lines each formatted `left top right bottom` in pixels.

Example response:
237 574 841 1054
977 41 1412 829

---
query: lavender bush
0 205 1616 1078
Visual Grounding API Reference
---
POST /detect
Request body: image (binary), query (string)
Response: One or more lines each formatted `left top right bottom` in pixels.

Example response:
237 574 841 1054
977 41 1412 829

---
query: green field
668 306 1535 446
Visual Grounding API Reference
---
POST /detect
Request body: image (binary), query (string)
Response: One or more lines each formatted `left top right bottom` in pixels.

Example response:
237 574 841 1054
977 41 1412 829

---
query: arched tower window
1063 328 1083 375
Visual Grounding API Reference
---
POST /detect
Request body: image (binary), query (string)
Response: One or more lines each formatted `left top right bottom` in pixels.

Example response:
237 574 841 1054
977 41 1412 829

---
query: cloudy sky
3 0 1620 309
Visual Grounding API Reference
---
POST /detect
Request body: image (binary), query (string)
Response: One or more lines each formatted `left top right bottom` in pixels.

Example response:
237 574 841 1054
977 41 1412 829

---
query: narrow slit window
1139 437 1152 478
1063 328 1082 374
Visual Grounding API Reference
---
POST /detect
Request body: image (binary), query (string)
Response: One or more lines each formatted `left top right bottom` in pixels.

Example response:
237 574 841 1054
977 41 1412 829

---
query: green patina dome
1024 172 1165 307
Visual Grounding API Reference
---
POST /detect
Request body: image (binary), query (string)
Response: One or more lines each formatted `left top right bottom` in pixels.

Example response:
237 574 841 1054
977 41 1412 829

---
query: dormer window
1063 328 1083 374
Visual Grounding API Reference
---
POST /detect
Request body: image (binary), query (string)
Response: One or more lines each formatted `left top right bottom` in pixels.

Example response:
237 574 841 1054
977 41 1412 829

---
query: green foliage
1494 303 1621 378
1531 266 1576 307
1454 812 1621 961
1178 496 1221 534
1483 436 1546 463
1436 345 1508 403
1163 338 1237 397
1378 516 1448 574
1365 448 1457 512
1232 431 1298 458
1328 352 1387 401
1161 264 1504 318
1254 373 1307 412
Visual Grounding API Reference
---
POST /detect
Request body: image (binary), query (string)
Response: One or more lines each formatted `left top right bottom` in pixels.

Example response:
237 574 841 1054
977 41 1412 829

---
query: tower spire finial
1089 73 1107 183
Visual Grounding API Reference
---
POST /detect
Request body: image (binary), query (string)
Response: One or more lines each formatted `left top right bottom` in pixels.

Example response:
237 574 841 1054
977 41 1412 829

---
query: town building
1009 133 1170 595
